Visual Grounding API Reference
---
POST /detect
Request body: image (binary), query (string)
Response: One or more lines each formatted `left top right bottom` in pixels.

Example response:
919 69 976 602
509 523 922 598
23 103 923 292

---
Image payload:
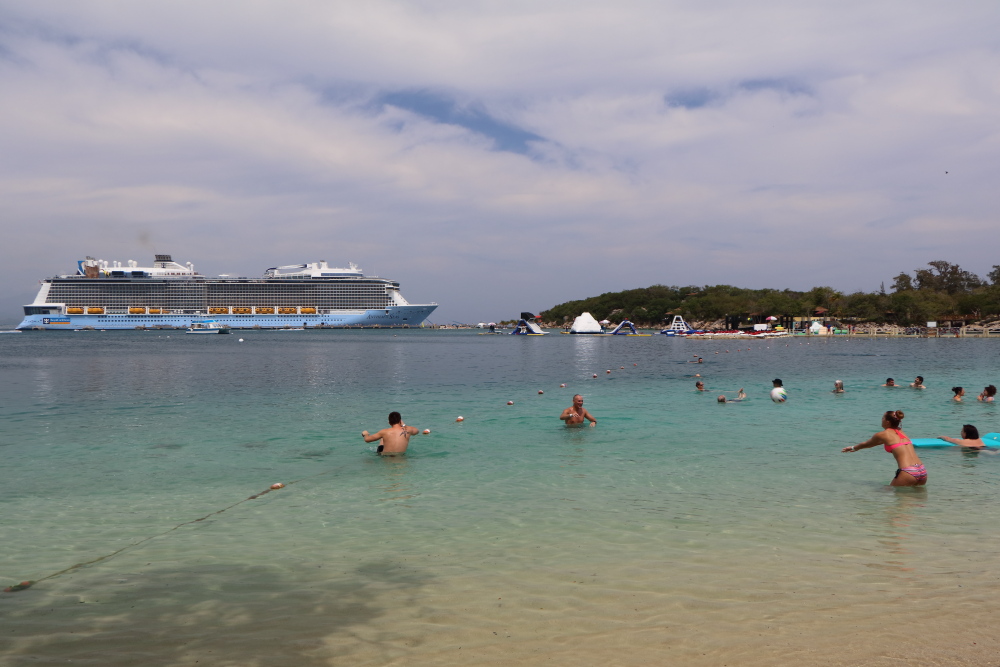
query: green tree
891 272 914 292
988 265 1000 286
914 261 982 294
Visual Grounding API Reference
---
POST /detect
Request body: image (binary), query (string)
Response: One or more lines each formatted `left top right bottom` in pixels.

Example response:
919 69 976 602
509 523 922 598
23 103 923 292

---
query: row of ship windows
49 285 391 292
48 293 391 301
51 299 394 306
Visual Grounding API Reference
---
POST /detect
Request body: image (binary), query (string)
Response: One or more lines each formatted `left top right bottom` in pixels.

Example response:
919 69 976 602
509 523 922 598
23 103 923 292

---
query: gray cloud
1 1 999 324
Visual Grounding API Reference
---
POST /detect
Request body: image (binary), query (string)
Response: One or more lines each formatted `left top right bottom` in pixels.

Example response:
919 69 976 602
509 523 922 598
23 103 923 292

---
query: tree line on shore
539 261 1000 327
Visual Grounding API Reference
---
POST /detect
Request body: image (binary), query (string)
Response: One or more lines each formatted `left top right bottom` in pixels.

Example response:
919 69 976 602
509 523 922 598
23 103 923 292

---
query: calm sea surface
2 330 999 666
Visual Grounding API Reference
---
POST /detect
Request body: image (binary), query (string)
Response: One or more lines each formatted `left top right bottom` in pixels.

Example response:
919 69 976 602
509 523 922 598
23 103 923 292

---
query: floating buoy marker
538 390 544 394
560 384 566 388
270 483 285 490
3 581 33 593
507 401 514 405
456 416 464 422
423 429 431 434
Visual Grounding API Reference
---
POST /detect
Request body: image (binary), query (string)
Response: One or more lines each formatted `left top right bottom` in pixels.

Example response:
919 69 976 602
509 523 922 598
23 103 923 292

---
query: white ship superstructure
17 255 437 330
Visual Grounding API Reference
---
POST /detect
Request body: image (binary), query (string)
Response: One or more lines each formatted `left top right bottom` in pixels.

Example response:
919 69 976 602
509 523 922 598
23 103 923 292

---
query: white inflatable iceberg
570 312 603 334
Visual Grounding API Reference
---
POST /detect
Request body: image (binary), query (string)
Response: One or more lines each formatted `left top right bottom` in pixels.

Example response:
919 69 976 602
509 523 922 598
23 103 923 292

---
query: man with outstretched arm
362 411 420 455
560 394 597 427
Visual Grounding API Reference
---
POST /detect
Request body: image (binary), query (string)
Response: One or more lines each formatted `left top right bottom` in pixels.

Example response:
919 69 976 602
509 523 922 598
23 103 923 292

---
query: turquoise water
2 331 1000 666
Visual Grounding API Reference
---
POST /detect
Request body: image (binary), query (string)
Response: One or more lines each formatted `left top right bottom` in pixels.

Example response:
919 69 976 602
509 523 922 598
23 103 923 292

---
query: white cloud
1 1 998 323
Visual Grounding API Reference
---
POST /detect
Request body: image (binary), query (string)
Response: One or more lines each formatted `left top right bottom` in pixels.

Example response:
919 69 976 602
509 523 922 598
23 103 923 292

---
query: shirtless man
362 411 420 455
560 394 597 427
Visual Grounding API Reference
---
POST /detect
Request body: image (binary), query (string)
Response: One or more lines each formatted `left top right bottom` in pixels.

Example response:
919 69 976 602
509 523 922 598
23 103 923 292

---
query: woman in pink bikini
842 410 927 486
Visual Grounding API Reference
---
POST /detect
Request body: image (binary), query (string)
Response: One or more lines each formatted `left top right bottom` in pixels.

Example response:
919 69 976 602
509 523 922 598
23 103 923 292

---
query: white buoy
239 338 244 342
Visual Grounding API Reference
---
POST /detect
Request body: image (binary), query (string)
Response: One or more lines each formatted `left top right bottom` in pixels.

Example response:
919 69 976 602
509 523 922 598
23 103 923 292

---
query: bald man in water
362 411 420 455
560 394 597 427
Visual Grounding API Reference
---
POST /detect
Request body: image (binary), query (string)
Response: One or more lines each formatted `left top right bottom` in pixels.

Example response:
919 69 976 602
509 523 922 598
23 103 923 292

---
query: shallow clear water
2 331 999 666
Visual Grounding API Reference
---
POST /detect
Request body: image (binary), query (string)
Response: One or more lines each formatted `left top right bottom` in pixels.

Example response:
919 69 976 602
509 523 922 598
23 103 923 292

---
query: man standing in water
560 394 597 427
362 411 420 455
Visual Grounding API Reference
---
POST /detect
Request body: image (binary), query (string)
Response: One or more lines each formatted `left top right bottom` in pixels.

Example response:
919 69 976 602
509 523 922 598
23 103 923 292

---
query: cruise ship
17 255 438 330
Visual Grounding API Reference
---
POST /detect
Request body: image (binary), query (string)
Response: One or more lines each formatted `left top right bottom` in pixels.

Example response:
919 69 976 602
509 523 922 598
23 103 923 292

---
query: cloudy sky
1 1 998 324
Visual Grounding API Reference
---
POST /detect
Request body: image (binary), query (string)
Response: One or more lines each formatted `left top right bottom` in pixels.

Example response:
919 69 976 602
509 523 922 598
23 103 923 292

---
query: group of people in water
362 373 994 488
694 374 997 487
882 376 996 402
362 394 600 457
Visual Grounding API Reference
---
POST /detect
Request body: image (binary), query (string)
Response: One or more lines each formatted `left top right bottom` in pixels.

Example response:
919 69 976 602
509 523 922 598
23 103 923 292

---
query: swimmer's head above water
883 410 905 429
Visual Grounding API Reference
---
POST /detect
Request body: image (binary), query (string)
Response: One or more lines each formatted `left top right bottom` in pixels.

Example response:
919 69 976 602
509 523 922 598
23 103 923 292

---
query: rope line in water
2 469 337 594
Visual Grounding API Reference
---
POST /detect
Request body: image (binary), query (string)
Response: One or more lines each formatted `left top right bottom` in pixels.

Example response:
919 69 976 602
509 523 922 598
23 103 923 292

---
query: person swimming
832 380 845 394
717 388 746 403
883 378 896 387
911 376 926 389
952 386 965 402
979 385 997 402
695 381 705 392
842 410 927 486
940 424 986 449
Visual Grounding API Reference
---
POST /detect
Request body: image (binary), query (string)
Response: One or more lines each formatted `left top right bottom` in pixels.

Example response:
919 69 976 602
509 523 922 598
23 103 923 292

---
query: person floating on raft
940 424 986 450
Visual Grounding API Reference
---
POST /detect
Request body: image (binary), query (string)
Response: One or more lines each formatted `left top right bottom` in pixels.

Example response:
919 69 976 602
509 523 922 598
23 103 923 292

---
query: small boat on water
186 320 231 335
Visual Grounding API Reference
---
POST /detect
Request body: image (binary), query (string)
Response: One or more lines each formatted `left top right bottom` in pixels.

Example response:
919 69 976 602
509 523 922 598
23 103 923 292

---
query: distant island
538 261 1000 328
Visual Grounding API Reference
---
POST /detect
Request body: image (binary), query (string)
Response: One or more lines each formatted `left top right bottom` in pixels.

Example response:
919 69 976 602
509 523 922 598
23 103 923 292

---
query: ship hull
17 305 437 330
